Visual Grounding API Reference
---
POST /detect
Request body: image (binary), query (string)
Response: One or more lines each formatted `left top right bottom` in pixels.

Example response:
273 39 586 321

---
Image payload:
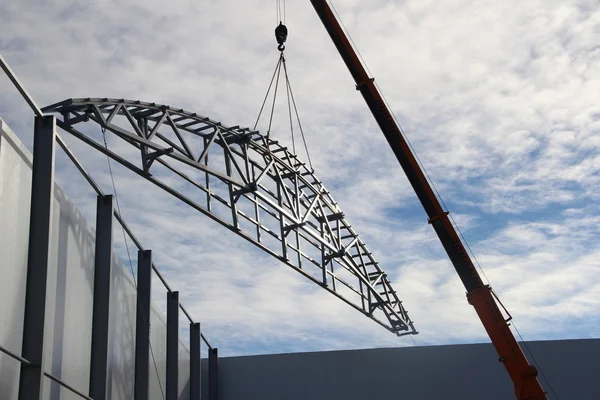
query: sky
1 0 599 363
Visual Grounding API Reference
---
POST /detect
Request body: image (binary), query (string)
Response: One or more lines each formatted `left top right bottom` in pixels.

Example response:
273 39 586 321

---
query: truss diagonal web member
42 98 417 336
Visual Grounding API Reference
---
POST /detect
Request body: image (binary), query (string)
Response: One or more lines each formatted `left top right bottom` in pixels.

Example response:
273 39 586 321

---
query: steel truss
42 98 417 335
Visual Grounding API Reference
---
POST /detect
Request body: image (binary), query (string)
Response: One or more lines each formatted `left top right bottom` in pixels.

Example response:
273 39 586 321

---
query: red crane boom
309 1 548 398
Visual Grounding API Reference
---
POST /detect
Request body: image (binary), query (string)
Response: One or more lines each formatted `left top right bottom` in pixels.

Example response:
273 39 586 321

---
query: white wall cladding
0 119 190 399
0 120 32 400
43 185 96 399
178 340 191 398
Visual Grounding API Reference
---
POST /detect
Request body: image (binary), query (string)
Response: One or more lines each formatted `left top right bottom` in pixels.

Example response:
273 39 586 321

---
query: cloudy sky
1 0 599 364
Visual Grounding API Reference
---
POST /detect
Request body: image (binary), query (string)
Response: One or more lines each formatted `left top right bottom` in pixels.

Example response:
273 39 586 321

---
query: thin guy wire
101 128 166 400
448 212 492 284
328 0 558 394
282 59 314 170
101 129 135 285
256 52 314 169
329 1 446 189
331 0 487 282
375 80 493 283
386 83 557 394
284 64 296 155
512 322 561 400
267 54 283 136
376 53 559 397
254 56 283 131
277 0 281 23
385 89 492 283
329 0 373 78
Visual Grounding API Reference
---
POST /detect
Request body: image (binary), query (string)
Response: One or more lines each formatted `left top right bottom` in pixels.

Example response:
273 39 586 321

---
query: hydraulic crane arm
309 1 547 399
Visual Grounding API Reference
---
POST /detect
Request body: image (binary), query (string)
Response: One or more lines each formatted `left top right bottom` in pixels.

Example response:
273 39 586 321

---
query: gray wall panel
178 347 190 399
43 186 96 400
0 121 31 400
1 119 189 399
149 305 168 400
211 339 600 400
106 255 137 400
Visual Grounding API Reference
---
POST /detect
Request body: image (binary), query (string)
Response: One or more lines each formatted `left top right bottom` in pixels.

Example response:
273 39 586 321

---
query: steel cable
326 1 559 396
101 128 166 400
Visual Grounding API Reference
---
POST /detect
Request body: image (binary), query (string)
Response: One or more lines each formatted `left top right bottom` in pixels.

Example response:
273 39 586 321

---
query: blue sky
1 0 599 358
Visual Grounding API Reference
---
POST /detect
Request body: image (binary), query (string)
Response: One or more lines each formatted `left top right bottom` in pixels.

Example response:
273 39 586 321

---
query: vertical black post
166 291 179 400
190 322 201 400
89 195 114 399
134 250 152 400
208 348 219 400
18 115 56 400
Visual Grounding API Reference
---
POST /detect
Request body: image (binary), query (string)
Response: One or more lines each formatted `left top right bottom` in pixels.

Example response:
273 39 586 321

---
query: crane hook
275 21 287 51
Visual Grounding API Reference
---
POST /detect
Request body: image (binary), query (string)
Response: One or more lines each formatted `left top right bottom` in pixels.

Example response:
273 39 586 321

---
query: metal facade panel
0 121 32 400
106 254 137 400
0 120 185 400
208 339 600 400
148 295 168 400
178 348 191 399
42 185 96 399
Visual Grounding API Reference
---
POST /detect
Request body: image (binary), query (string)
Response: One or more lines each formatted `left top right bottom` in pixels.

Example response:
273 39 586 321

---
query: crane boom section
308 1 547 399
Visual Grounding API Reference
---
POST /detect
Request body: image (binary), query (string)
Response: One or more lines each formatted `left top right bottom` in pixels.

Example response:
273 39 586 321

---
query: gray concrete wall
0 119 190 399
206 339 599 400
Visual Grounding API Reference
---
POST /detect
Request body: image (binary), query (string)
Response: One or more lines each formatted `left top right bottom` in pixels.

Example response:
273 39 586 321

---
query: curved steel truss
42 98 417 336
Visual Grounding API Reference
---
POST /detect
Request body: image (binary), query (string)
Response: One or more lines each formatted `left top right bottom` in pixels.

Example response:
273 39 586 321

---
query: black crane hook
275 21 288 51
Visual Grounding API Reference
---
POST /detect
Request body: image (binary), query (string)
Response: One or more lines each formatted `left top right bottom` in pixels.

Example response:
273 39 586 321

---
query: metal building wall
0 119 190 399
0 120 32 400
203 339 599 400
